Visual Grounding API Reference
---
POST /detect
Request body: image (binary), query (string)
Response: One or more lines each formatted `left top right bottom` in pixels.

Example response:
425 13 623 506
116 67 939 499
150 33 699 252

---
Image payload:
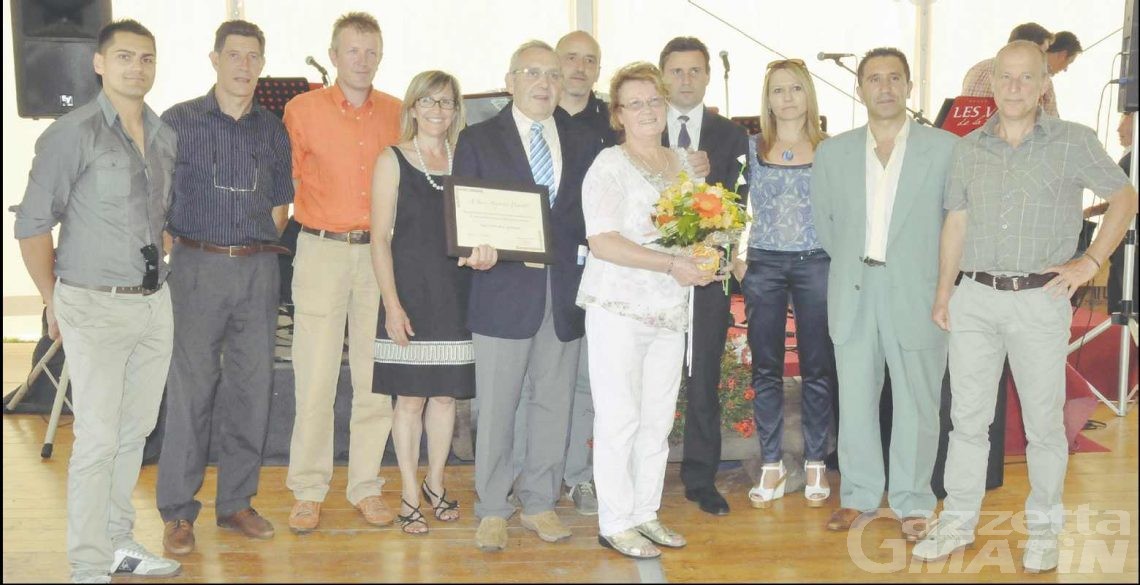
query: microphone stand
723 67 730 118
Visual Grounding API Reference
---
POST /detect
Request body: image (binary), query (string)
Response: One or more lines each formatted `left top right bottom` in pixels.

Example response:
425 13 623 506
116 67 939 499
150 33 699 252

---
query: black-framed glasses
212 150 258 193
767 58 806 69
415 96 457 110
140 244 159 291
510 67 564 82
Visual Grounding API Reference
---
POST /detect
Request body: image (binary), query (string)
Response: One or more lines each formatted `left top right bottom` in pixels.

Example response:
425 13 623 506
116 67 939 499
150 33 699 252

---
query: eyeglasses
619 97 667 112
511 67 564 82
415 96 457 110
767 58 806 69
212 150 258 193
140 244 159 291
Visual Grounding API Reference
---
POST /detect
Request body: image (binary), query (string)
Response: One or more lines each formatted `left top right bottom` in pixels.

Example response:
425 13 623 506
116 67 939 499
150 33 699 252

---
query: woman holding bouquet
370 71 497 534
577 62 720 559
738 59 836 509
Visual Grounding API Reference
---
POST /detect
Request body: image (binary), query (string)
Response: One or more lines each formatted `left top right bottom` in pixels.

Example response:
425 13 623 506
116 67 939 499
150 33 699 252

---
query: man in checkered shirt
961 22 1062 116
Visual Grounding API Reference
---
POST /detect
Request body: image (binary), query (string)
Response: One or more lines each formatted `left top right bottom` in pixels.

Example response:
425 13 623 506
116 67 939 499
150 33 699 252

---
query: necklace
412 135 453 191
775 137 803 162
624 145 668 182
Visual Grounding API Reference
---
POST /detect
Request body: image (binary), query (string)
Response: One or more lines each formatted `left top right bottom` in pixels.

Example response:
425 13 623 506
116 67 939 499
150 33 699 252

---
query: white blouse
576 146 692 332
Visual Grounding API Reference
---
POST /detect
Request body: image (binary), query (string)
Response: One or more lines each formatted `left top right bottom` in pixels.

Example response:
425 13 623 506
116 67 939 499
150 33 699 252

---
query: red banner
938 96 997 137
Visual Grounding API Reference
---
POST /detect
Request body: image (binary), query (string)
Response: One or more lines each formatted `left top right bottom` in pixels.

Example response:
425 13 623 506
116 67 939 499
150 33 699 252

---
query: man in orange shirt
282 11 400 532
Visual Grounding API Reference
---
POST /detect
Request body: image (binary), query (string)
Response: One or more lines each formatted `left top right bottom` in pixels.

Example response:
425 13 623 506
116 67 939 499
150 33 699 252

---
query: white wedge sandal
747 461 787 509
803 460 831 507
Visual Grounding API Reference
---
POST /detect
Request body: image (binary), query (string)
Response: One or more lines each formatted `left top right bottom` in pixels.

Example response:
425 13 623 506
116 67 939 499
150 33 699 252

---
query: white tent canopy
2 0 1131 339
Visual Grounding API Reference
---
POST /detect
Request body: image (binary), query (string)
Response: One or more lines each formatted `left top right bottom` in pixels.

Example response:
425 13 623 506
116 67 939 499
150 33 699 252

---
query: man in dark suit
658 36 749 516
454 40 603 552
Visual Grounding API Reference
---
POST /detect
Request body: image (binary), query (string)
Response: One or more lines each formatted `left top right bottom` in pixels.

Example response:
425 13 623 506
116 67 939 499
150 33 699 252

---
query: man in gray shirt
915 41 1137 572
14 20 181 584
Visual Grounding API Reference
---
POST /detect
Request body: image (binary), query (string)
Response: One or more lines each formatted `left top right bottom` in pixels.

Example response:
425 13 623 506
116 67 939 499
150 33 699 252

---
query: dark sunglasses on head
767 58 806 69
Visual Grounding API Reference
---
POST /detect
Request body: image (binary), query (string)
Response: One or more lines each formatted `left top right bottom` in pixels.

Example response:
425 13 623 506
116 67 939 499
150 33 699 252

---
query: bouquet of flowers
651 171 747 293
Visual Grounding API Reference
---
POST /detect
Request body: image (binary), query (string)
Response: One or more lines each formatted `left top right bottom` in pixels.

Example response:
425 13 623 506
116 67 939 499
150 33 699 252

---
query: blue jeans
741 248 835 463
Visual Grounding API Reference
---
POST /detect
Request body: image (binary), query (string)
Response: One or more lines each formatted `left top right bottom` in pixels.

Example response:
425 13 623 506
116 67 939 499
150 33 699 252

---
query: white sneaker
110 540 182 577
912 518 974 562
1023 534 1059 573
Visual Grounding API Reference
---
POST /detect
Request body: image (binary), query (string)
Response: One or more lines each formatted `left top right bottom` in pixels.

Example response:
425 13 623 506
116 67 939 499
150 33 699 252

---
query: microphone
817 52 855 62
305 56 330 85
719 50 731 73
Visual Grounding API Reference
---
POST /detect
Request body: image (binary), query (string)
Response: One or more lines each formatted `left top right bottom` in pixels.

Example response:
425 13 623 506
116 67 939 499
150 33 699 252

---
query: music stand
2 338 73 458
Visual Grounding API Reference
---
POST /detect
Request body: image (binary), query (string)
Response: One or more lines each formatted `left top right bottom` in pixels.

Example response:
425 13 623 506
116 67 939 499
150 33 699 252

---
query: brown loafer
826 507 875 532
288 500 321 534
355 495 395 526
901 516 931 542
218 507 275 539
163 519 195 555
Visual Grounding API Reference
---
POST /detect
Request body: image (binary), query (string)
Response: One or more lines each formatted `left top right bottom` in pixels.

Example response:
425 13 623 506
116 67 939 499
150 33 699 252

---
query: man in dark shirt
555 31 615 148
14 20 181 584
155 20 293 556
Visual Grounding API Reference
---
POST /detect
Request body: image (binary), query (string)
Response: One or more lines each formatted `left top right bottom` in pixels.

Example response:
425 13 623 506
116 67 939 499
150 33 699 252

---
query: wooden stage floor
3 343 1137 583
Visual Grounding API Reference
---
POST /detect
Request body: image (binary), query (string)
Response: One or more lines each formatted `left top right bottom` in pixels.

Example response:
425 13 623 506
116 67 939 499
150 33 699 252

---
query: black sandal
421 480 460 522
397 498 428 535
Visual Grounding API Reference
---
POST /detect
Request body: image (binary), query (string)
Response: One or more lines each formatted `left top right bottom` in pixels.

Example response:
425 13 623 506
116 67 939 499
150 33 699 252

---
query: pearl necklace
412 135 453 191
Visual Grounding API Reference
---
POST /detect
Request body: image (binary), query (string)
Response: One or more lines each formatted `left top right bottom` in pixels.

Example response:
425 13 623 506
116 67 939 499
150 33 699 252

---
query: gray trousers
54 282 172 580
473 282 581 519
835 267 946 518
942 276 1070 535
510 340 593 489
156 244 280 522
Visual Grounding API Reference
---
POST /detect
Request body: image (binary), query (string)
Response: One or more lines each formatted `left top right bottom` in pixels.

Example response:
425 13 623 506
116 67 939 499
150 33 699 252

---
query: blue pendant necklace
781 148 794 161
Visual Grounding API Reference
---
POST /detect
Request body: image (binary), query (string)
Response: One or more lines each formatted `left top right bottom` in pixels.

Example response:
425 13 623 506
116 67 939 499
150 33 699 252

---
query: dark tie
677 115 691 149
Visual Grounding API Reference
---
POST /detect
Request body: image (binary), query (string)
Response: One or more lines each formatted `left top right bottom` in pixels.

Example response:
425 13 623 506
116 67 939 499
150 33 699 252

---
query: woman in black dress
370 71 497 534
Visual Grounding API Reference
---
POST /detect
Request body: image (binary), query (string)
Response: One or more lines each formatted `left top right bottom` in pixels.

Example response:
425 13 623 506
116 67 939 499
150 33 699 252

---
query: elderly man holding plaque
452 40 603 552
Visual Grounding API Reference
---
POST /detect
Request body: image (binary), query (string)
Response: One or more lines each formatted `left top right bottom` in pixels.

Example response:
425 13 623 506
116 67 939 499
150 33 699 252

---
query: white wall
2 0 1132 339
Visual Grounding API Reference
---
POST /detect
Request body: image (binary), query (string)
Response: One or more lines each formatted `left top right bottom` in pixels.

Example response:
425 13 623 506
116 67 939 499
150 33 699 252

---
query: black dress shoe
685 487 729 516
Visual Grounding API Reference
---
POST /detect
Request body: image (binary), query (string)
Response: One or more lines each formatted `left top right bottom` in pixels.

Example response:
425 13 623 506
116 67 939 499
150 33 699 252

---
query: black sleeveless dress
372 147 475 398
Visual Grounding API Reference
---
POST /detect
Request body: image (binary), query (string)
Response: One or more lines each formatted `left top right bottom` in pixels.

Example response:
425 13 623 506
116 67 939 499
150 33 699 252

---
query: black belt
962 271 1057 291
178 237 291 257
300 225 371 244
59 278 161 295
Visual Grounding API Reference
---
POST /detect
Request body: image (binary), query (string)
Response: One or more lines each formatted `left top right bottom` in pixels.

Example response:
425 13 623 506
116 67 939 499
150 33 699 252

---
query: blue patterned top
746 137 820 252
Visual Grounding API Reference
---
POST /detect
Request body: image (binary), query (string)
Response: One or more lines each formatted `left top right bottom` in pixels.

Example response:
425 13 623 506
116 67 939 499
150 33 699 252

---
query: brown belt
300 225 371 244
962 271 1057 292
59 278 161 295
178 237 291 257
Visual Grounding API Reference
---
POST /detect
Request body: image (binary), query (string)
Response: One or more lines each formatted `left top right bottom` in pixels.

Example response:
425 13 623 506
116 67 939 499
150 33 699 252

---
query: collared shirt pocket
91 147 134 200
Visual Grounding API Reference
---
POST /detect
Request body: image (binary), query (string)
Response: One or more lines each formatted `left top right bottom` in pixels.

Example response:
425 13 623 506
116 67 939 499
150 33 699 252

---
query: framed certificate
443 176 554 264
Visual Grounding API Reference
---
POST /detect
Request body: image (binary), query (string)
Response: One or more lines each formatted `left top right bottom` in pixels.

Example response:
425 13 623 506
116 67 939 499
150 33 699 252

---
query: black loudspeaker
1122 0 1138 113
10 0 112 119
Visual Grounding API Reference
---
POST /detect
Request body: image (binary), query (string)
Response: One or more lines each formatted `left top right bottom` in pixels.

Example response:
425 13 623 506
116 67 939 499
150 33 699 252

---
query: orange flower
655 214 676 226
743 388 756 401
690 192 723 218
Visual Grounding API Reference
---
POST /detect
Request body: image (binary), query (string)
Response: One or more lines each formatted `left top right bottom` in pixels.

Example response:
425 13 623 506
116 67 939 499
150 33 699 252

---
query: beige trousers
286 231 393 504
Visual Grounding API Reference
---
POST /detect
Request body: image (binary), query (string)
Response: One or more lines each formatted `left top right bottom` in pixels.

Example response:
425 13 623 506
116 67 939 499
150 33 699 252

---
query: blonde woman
370 71 496 534
740 59 834 509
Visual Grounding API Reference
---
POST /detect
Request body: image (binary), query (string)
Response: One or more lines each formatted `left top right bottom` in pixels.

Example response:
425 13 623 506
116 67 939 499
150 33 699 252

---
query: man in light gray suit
810 47 957 542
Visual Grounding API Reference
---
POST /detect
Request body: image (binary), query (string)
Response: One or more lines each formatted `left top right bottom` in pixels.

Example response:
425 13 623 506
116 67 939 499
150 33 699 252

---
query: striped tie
529 121 556 203
677 115 692 149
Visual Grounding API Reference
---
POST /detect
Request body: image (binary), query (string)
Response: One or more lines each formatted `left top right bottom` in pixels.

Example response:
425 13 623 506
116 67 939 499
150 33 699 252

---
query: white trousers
586 307 685 536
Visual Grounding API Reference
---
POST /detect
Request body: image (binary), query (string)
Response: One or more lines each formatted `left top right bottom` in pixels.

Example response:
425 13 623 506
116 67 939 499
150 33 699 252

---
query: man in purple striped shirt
154 19 293 556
